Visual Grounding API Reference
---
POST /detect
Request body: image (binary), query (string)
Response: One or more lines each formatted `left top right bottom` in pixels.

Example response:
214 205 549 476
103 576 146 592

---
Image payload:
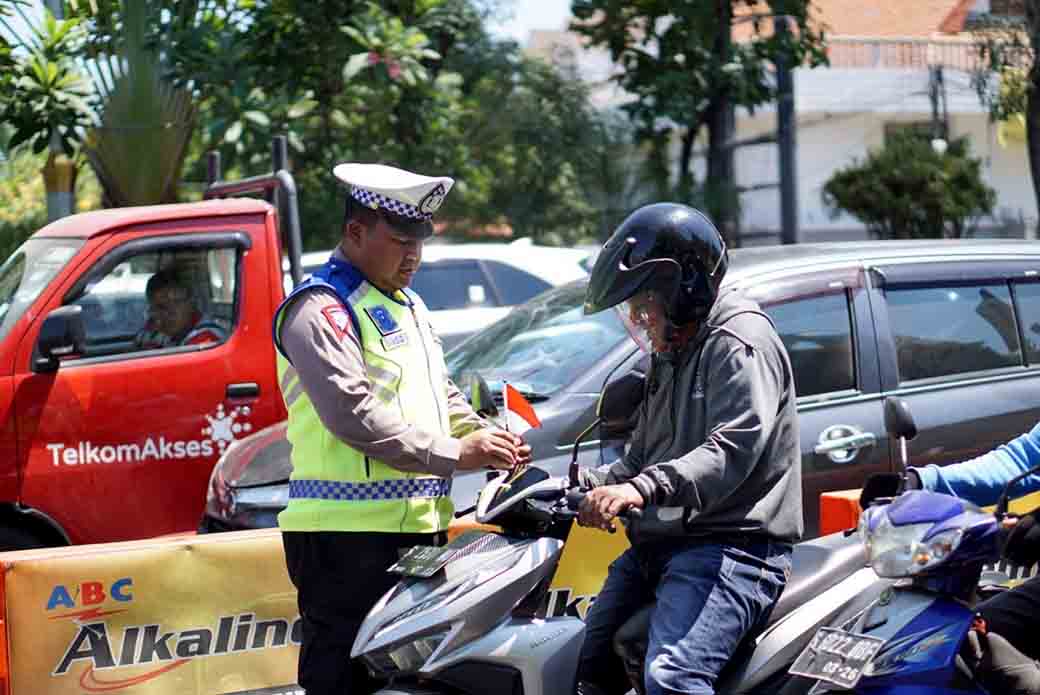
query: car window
447 282 629 397
68 245 239 359
1012 282 1040 364
886 284 1022 382
410 261 497 310
763 292 856 397
483 261 552 305
0 238 83 343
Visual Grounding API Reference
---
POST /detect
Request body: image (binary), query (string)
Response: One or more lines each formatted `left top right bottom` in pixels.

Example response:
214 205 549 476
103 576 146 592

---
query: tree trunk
1027 1 1040 236
706 0 737 246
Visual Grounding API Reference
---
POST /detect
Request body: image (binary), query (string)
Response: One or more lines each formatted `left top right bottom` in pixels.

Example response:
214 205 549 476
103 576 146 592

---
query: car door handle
814 432 877 455
227 382 260 399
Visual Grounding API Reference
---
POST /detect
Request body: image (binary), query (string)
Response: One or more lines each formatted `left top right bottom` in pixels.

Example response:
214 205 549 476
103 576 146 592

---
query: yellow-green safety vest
273 266 452 534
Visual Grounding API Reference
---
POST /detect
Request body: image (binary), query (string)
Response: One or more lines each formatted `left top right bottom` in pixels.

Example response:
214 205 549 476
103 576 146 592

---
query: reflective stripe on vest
288 478 451 501
272 257 452 534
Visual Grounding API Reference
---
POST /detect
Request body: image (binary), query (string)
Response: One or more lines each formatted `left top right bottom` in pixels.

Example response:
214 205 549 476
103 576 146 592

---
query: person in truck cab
271 163 530 695
574 203 802 695
134 268 227 349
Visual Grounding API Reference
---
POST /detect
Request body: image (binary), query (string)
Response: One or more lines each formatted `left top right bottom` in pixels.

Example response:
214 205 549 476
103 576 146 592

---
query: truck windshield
0 238 84 342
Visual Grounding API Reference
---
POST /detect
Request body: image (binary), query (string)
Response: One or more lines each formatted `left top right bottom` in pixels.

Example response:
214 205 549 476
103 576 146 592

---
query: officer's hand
1003 511 1040 568
516 436 532 467
859 471 919 509
578 483 644 532
457 429 519 471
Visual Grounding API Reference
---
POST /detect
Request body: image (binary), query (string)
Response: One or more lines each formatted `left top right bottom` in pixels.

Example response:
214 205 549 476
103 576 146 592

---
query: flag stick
502 379 510 433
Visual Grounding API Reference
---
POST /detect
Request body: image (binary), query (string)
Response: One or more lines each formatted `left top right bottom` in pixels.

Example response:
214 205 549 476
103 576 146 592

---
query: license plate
789 627 885 689
387 544 455 578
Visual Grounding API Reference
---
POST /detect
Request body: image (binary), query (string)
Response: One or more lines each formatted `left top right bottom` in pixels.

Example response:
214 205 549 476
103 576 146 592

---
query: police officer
575 203 802 695
273 163 529 695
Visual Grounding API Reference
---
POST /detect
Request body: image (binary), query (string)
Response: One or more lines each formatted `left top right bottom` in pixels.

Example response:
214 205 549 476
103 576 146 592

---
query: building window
990 0 1026 18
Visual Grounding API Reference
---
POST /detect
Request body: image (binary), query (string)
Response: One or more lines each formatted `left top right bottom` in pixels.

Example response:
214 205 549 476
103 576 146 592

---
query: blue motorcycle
788 398 1038 694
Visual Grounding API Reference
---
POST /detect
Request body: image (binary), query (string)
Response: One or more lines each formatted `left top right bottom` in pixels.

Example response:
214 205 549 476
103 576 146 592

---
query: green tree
570 0 827 241
61 0 628 247
822 133 996 240
81 0 197 206
0 7 92 157
972 2 1040 228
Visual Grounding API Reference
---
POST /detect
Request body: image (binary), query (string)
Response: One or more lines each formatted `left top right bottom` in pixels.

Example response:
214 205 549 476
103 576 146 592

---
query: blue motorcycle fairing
855 594 974 690
887 491 966 528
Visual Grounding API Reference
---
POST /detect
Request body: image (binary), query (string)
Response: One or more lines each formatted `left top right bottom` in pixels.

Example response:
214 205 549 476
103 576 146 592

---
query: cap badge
418 183 448 215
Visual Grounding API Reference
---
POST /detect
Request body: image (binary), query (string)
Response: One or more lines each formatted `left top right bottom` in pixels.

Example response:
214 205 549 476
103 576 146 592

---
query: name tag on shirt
382 333 409 351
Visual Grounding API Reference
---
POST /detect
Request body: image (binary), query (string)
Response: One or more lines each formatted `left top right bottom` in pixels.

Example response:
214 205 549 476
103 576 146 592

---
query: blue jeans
578 537 792 695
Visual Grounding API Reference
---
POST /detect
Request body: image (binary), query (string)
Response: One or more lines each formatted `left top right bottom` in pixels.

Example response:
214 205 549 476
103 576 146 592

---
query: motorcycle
788 397 1039 694
350 374 891 695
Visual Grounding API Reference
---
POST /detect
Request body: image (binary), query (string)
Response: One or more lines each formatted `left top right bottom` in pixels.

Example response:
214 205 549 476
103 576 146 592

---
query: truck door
13 220 283 544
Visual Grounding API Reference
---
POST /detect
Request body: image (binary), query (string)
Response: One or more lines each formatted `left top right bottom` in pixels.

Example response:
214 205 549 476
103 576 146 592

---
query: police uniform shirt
277 249 484 477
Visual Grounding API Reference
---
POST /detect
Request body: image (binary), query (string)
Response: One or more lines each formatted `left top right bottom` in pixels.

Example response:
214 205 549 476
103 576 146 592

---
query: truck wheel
0 526 49 551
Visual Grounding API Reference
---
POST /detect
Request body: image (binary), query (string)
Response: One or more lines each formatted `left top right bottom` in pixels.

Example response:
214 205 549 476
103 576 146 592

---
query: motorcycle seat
769 531 866 624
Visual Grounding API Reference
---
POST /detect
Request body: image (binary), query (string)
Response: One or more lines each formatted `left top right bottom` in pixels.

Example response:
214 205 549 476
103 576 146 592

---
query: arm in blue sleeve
913 421 1040 506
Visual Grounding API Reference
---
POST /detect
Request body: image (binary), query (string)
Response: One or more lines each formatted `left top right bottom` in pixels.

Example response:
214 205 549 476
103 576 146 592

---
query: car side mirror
597 369 645 439
34 306 86 373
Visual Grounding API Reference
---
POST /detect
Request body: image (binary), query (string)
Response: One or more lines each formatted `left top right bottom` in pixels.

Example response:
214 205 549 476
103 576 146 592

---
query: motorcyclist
861 426 1040 693
575 203 803 695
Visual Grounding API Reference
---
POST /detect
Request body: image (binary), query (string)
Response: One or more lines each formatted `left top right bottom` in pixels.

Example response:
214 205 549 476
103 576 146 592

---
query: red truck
0 141 304 549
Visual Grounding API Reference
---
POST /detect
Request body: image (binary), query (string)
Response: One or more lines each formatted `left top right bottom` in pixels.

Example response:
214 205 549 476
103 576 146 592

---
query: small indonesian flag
503 382 541 430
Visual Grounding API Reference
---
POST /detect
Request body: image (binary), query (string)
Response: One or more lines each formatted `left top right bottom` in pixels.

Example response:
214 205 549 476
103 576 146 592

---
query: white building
526 0 1035 242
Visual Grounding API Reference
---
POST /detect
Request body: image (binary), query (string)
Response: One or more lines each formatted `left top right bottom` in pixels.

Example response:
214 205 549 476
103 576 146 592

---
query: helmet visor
616 289 670 355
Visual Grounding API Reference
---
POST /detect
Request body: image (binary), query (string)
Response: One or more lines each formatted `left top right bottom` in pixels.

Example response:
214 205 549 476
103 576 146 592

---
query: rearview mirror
597 369 645 439
34 306 85 373
883 397 917 441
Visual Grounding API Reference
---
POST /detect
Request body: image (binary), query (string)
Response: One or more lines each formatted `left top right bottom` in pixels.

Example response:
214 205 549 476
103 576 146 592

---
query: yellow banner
4 530 301 695
544 520 629 621
6 518 634 694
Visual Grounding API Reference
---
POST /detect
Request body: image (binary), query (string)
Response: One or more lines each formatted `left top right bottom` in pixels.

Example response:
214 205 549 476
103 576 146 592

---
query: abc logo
46 577 133 610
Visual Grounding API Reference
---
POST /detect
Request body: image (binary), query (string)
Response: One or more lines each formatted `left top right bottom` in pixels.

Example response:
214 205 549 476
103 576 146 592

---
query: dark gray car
200 239 1040 537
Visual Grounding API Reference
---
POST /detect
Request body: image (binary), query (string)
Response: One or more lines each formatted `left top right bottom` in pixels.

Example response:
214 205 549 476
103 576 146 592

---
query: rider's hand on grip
859 471 919 509
1003 510 1040 568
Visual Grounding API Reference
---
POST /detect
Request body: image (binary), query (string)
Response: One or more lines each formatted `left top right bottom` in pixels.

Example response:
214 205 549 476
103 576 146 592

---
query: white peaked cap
333 163 455 221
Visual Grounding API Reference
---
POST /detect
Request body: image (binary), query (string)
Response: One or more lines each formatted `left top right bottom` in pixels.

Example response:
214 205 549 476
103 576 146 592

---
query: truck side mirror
34 306 85 373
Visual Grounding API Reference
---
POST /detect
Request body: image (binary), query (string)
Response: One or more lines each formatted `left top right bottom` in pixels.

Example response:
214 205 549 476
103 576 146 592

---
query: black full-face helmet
584 203 728 325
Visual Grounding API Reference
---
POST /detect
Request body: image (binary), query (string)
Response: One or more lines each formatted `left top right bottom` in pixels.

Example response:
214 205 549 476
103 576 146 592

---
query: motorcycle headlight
365 629 450 675
864 512 964 578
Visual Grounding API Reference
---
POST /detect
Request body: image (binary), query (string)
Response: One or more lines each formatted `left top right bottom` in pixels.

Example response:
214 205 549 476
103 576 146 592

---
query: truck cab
0 198 292 548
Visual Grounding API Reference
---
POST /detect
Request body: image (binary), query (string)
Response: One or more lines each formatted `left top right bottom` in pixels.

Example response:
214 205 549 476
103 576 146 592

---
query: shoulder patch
321 305 352 340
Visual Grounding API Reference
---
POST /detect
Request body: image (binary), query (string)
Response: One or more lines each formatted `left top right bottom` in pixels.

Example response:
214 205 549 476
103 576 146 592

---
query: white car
294 239 591 349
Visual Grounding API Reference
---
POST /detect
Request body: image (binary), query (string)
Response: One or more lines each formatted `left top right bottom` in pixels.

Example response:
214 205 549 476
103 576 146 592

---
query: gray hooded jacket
581 289 803 544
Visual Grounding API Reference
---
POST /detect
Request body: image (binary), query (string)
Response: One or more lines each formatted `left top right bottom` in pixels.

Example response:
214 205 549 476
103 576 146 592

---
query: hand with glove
1003 510 1040 569
859 470 921 509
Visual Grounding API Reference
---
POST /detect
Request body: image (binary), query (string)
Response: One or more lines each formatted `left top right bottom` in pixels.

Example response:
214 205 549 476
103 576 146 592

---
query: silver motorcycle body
351 468 887 695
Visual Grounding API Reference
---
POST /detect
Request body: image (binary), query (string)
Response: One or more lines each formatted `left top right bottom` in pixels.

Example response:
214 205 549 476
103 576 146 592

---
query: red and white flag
502 382 541 432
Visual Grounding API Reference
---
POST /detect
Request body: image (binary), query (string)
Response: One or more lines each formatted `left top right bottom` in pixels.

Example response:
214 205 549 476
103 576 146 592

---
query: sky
5 1 575 47
487 0 573 43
